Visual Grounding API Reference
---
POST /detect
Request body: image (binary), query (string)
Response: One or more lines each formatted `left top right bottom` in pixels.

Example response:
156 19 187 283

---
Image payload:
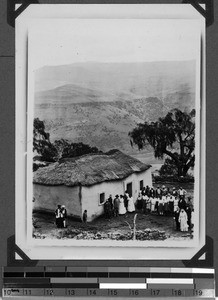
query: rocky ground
33 210 193 241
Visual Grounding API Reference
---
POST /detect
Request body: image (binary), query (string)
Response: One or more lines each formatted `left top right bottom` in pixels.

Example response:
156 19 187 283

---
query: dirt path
33 210 193 241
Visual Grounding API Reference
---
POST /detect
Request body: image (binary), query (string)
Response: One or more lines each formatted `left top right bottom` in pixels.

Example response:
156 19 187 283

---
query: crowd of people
104 185 194 232
104 193 136 219
54 185 193 233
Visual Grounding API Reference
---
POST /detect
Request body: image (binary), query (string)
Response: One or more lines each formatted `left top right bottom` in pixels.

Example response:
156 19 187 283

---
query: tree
33 118 57 162
129 109 195 177
53 139 71 160
62 142 101 158
33 119 102 162
33 118 49 153
159 158 178 176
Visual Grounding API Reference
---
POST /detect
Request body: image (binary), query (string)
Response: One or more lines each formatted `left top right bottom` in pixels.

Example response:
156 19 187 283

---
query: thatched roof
33 150 151 187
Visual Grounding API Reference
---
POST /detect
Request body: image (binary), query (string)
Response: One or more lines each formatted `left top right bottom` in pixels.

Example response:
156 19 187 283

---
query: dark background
0 0 217 295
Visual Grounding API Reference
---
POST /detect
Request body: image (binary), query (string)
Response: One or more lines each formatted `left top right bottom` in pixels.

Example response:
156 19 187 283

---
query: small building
33 150 152 221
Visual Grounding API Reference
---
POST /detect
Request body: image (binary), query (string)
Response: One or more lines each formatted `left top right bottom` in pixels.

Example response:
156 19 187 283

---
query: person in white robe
179 209 188 232
151 197 156 213
119 195 126 215
127 195 135 213
147 197 151 212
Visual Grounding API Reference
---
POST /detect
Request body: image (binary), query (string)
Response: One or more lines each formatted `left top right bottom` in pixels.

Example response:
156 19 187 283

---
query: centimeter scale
2 267 215 299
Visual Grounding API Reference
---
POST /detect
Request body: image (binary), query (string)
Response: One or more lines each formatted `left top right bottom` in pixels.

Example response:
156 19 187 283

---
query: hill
34 61 196 162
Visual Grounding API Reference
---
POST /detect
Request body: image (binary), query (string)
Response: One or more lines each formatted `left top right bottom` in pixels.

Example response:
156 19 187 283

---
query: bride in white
127 195 135 213
119 195 127 215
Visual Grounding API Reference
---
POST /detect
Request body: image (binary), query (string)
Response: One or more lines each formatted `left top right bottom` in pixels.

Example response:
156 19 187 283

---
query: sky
28 19 200 70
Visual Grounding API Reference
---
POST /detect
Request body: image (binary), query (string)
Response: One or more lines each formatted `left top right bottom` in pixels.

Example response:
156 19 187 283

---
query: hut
33 150 152 221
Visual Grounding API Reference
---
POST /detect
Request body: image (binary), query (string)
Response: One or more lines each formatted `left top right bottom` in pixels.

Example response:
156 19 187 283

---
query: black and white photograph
24 13 203 251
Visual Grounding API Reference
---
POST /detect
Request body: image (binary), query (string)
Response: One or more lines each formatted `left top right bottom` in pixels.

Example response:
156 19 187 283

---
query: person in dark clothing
155 199 159 214
174 207 180 231
136 191 143 210
172 187 178 197
142 187 146 196
178 198 187 210
104 200 111 219
155 186 162 199
186 206 192 230
145 185 150 196
83 210 88 223
186 200 193 230
123 191 129 211
168 195 174 215
150 188 155 198
55 205 62 228
187 197 194 211
162 185 168 196
108 195 113 210
113 195 120 217
61 205 67 228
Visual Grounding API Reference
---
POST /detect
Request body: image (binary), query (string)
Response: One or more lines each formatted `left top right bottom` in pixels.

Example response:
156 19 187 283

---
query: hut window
140 180 144 190
99 193 105 205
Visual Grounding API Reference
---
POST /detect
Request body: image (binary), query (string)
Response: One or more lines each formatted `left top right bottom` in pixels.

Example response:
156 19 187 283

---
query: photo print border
15 3 206 260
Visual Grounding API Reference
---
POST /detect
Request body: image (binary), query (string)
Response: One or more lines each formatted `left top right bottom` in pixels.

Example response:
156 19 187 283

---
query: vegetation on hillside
33 118 102 171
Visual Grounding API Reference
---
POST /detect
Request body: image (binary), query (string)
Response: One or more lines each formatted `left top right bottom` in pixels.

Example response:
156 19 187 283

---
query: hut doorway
126 182 132 197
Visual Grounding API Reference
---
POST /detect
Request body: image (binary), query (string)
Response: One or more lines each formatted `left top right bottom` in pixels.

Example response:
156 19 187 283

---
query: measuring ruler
2 267 215 298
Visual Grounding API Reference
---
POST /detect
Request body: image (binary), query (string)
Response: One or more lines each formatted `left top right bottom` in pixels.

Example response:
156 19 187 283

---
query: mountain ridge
34 61 196 162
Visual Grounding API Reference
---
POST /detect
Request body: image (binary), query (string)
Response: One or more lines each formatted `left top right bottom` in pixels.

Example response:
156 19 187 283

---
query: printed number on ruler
172 289 183 296
67 289 76 296
129 289 139 296
193 290 203 296
151 289 160 296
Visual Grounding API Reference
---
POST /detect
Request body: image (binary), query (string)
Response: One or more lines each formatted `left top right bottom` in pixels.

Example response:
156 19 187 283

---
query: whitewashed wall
81 180 123 222
81 168 152 221
33 184 82 218
123 168 152 203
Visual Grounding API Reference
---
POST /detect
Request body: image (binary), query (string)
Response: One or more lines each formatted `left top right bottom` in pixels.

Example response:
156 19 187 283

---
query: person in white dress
151 197 156 213
118 195 126 215
147 197 151 213
179 209 188 232
127 195 135 213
